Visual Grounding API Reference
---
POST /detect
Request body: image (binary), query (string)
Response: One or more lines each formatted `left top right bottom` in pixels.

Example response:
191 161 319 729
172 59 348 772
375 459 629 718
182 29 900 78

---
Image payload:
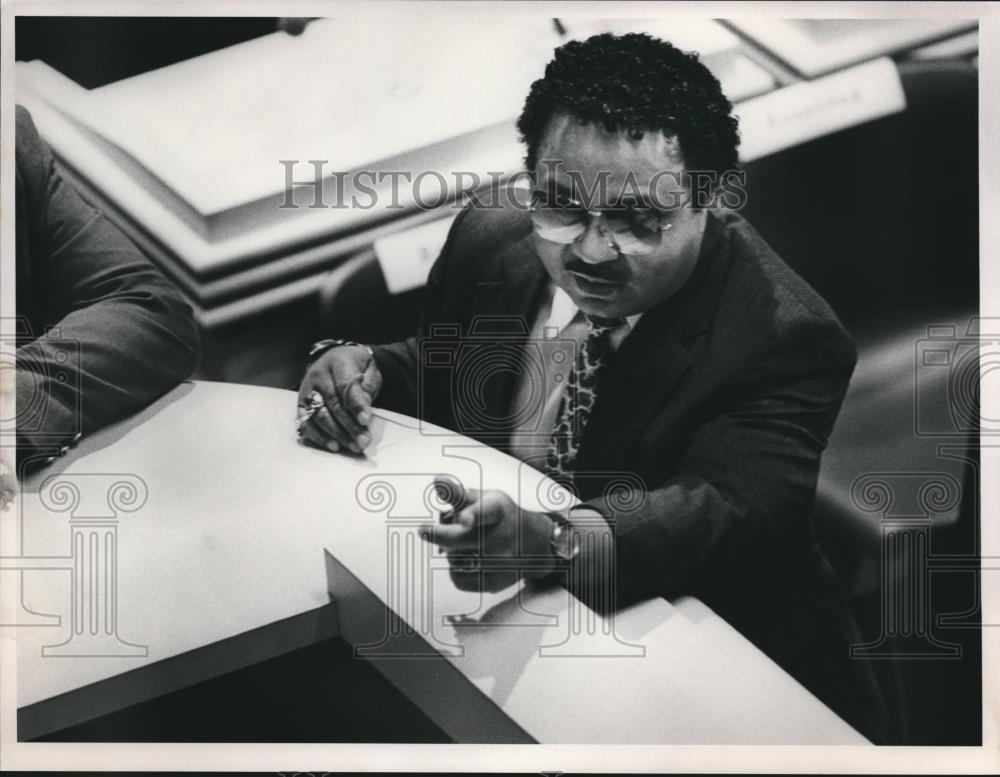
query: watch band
307 338 374 364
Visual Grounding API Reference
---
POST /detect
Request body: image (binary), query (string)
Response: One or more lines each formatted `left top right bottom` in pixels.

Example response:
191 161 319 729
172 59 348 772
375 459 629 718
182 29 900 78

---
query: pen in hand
297 343 382 455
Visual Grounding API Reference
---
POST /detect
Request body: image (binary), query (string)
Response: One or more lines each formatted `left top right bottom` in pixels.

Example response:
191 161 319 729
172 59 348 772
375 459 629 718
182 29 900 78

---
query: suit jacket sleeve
581 313 857 607
15 106 201 459
371 205 473 416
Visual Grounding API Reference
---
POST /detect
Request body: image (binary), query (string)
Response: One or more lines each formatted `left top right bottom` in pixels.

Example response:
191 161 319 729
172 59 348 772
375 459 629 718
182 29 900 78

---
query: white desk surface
4 381 867 744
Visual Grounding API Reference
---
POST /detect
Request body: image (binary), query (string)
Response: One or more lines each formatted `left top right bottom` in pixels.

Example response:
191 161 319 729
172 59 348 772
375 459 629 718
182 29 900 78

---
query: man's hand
297 345 382 454
421 475 558 592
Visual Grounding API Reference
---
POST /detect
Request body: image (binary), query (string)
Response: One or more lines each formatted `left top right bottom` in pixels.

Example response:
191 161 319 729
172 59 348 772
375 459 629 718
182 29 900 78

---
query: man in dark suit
11 105 201 471
298 34 887 742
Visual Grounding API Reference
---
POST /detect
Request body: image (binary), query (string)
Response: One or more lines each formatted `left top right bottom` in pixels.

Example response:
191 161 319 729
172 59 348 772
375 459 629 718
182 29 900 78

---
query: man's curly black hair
517 33 740 179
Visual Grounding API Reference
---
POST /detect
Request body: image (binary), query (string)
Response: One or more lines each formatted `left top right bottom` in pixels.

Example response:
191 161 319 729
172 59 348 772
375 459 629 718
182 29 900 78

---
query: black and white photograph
0 1 996 773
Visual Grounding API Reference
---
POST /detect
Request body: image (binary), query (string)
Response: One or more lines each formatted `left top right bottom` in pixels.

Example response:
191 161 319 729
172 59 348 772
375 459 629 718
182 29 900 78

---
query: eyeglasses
529 188 674 255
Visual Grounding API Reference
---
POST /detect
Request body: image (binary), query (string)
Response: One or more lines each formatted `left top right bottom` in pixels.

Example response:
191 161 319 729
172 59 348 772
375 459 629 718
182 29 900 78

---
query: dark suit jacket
13 105 200 467
373 197 888 743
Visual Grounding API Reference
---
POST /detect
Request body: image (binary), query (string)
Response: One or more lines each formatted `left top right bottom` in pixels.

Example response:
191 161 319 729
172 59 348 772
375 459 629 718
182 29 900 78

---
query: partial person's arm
15 106 201 462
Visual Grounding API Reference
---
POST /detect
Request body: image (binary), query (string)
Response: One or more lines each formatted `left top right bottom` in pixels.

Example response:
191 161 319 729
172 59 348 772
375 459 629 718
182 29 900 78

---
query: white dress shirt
507 283 642 468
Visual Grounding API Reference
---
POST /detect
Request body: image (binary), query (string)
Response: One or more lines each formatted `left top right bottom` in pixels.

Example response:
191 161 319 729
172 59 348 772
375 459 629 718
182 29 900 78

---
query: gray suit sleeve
15 106 201 461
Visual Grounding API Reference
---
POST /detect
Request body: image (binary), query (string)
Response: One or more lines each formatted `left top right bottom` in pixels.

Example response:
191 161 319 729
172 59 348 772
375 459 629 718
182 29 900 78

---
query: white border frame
1 1 997 773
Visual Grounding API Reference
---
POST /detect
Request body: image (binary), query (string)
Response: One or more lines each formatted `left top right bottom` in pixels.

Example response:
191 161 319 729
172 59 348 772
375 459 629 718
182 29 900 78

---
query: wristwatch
307 338 373 364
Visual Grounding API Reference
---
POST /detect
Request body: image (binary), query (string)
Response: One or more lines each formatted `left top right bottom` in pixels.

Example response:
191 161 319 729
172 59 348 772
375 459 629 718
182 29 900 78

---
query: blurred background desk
8 381 865 743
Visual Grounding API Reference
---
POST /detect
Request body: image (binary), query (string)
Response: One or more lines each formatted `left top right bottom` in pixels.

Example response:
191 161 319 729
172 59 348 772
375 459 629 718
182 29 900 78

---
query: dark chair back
317 250 426 345
740 60 978 340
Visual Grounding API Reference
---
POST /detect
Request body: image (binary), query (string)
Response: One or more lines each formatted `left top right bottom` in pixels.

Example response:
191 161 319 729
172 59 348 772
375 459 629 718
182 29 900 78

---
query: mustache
565 258 629 283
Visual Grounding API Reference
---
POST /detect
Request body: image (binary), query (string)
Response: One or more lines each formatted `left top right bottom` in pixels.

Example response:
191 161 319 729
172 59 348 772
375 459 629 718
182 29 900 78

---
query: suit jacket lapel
574 307 692 473
575 211 731 472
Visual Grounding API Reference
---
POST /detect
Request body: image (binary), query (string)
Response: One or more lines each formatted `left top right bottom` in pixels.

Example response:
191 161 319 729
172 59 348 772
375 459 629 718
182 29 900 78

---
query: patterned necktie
545 316 626 484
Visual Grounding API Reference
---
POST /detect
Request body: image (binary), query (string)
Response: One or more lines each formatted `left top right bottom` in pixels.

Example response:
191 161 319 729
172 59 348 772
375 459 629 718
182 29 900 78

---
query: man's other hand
420 475 557 592
297 345 382 454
